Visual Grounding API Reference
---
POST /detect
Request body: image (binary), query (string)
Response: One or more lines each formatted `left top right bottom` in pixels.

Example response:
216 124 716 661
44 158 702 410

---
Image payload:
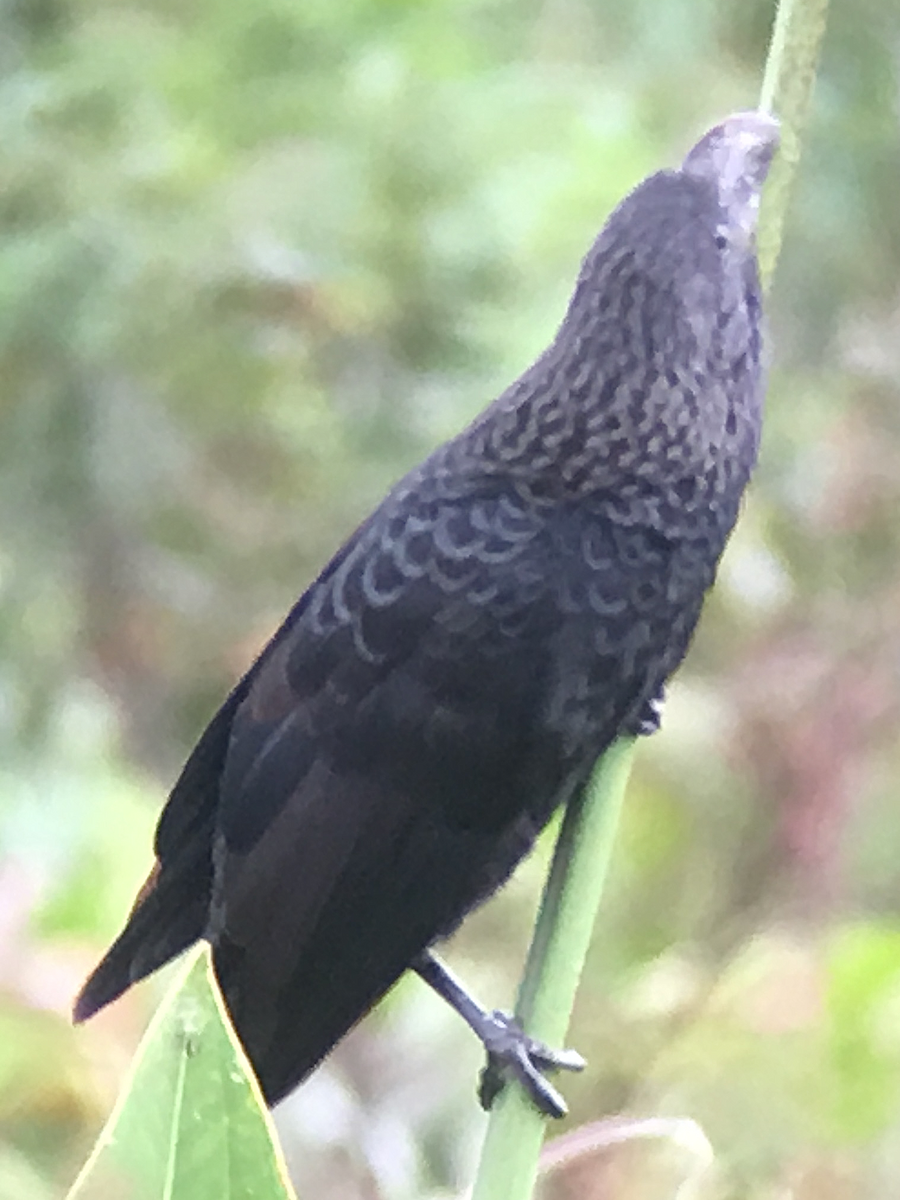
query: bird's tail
73 845 210 1022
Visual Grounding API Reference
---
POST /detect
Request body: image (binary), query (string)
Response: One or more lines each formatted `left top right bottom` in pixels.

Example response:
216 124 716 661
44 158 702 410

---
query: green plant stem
757 0 831 289
471 739 635 1200
469 3 830 1198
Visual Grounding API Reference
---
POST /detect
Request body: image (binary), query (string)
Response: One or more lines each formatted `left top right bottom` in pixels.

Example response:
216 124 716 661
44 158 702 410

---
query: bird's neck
451 351 760 538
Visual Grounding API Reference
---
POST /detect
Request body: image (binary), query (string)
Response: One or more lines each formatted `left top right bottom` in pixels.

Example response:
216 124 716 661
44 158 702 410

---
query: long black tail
72 843 210 1022
73 687 246 1023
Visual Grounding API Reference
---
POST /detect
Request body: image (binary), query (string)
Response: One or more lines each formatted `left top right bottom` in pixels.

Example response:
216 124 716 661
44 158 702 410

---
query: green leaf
67 945 297 1200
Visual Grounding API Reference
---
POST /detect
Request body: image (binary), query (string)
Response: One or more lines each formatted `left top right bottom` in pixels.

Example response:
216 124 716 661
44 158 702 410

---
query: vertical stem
469 2 831 1198
757 0 831 288
470 742 635 1200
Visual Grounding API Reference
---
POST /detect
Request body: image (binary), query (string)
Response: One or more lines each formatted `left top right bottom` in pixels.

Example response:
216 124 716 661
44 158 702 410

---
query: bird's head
681 110 780 249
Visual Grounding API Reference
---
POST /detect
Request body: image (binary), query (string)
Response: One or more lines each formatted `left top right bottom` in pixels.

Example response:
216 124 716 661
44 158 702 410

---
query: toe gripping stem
413 950 585 1118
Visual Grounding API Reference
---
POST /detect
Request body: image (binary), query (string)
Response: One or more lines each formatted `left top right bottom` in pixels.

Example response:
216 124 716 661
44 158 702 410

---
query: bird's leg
412 949 585 1118
624 686 666 737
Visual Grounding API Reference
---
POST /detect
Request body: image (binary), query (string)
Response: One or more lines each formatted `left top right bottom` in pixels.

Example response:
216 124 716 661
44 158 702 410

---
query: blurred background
2 0 900 1196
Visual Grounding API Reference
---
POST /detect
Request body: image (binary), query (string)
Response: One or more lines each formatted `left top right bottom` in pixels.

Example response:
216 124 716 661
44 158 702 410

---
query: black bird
74 111 778 1116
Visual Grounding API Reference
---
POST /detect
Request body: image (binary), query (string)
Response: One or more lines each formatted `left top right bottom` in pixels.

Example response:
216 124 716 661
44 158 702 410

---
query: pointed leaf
68 945 297 1200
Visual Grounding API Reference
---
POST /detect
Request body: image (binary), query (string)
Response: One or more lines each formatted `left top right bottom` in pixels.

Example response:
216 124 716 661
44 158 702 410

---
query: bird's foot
476 1011 585 1118
412 951 583 1117
627 689 666 737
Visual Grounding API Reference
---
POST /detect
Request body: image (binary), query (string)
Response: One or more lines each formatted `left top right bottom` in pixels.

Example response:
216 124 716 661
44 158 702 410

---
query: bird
74 110 779 1117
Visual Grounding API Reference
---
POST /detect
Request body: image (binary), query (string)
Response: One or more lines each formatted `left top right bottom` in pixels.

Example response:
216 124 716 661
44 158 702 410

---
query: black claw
478 1058 506 1112
476 1011 584 1118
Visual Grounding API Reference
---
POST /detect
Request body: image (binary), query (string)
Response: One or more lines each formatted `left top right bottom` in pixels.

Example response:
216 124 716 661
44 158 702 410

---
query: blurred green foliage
1 0 900 1197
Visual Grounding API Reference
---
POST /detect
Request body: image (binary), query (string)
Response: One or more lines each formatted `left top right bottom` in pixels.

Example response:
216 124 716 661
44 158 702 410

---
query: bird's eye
715 234 728 250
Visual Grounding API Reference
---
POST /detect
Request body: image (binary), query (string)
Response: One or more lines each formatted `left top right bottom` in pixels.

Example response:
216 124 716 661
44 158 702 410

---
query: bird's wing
210 482 580 1100
74 478 674 1102
210 486 687 1103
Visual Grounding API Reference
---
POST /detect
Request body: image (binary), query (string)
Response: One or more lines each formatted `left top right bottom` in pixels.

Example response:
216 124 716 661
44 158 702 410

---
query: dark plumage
75 112 778 1111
